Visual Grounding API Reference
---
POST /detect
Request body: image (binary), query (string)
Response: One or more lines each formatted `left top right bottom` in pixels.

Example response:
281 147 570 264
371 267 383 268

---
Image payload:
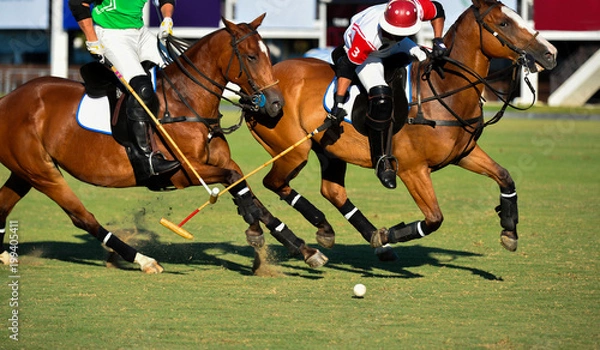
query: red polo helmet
379 0 422 36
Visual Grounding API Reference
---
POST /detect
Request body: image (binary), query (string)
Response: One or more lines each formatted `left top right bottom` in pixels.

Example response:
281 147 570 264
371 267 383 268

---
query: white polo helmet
379 0 422 36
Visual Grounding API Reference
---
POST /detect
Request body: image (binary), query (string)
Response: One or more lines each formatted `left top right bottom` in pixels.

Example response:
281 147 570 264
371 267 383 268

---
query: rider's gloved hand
85 40 106 63
327 94 347 126
431 37 448 59
159 17 173 39
409 45 427 62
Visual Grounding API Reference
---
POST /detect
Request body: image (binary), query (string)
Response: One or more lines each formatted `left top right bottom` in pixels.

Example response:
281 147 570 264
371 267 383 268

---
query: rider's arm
429 1 446 38
68 0 98 42
158 0 175 18
334 53 358 99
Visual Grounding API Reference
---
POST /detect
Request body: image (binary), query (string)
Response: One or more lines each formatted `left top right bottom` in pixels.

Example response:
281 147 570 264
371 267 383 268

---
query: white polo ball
353 283 366 297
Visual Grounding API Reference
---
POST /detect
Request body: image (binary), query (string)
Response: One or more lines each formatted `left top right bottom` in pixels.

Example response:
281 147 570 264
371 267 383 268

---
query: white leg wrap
102 232 113 245
290 193 302 207
344 207 358 220
236 187 250 196
417 221 426 237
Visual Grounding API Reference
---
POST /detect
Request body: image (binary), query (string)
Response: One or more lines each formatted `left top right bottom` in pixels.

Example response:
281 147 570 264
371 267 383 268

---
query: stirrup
147 151 160 176
148 151 179 176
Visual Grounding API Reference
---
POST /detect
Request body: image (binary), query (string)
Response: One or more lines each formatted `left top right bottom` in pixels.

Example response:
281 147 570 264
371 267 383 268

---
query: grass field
0 115 598 349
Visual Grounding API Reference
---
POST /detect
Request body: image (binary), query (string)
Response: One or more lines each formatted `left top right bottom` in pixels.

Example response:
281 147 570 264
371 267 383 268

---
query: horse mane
161 28 226 75
443 5 475 50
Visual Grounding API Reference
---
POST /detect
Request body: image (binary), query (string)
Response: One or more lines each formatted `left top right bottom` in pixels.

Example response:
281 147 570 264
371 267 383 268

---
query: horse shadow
16 228 502 281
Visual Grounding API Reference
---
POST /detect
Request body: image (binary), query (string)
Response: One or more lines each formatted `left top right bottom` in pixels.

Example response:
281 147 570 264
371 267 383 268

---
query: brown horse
0 15 328 273
244 0 558 260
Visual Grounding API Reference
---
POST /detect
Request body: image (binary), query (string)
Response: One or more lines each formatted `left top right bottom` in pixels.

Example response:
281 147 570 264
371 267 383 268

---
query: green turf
0 115 598 349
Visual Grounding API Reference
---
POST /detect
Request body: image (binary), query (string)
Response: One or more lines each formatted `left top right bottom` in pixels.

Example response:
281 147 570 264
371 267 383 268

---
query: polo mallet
105 59 219 203
159 120 332 239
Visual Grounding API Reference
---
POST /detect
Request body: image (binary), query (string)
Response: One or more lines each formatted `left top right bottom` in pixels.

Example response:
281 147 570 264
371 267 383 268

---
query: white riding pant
352 38 419 92
94 26 164 84
355 56 386 91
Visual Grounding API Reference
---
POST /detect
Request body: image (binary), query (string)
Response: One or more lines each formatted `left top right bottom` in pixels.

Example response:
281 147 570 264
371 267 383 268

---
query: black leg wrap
388 220 432 243
0 224 5 252
281 190 325 226
231 183 262 225
496 191 518 232
266 218 304 256
339 199 376 242
97 227 137 263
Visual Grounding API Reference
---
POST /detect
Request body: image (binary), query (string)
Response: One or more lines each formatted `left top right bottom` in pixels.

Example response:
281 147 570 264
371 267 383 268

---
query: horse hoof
500 231 518 252
305 250 329 268
0 251 11 265
246 233 265 248
370 228 389 248
375 244 398 262
135 253 164 274
316 233 335 249
142 261 164 274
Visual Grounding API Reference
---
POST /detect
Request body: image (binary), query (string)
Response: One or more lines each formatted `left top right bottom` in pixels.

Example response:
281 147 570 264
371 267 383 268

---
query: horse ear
249 13 267 30
222 16 233 31
471 0 497 8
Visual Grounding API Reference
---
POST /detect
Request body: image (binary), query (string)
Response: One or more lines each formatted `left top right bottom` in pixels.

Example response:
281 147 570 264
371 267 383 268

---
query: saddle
79 61 171 189
326 51 413 137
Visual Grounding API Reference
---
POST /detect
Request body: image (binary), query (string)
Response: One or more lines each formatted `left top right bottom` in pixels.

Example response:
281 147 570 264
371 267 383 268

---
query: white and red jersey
343 0 439 65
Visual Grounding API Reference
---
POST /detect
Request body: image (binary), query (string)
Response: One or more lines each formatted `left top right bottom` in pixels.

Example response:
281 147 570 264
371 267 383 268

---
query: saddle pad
76 95 113 135
76 66 158 135
322 63 413 123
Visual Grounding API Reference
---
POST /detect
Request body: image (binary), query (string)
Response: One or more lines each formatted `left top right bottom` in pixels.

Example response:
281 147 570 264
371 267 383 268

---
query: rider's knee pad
126 75 158 121
366 85 393 131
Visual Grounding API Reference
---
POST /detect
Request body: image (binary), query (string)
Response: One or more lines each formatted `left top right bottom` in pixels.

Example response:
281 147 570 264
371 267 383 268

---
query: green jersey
92 0 149 29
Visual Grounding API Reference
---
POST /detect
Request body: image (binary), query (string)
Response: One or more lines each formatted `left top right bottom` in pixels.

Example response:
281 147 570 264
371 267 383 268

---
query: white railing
0 65 81 95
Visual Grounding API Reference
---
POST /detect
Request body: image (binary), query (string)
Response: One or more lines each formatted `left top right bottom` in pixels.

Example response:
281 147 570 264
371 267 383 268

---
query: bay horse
0 14 328 273
243 0 558 260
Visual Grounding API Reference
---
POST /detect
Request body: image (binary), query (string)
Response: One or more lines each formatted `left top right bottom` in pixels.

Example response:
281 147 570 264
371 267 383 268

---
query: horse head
222 14 285 117
469 0 557 72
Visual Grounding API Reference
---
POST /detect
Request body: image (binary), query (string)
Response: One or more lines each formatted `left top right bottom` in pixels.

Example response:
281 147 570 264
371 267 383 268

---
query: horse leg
456 145 518 251
315 150 398 261
12 156 162 273
272 156 335 248
370 167 442 248
258 158 330 267
240 183 329 269
212 162 328 269
0 173 32 264
257 197 329 268
41 178 163 272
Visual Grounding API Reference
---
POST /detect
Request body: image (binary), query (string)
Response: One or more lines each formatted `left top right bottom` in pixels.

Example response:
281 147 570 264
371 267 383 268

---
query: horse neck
161 31 230 117
445 9 492 82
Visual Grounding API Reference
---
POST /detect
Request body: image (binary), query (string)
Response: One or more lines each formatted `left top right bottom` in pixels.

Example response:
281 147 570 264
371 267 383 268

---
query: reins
154 27 276 135
410 3 538 134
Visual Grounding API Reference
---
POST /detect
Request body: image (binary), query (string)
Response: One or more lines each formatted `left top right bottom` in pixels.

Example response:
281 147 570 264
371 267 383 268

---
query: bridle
473 3 539 72
156 26 279 134
224 24 280 110
411 3 538 133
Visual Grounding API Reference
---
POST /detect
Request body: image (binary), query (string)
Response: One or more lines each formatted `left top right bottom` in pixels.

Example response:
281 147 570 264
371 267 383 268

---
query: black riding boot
368 128 397 189
129 120 180 177
366 85 396 189
126 75 180 180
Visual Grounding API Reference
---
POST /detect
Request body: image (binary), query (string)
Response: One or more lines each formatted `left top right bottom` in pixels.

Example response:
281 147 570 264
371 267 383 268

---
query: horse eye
499 21 509 27
247 55 257 62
